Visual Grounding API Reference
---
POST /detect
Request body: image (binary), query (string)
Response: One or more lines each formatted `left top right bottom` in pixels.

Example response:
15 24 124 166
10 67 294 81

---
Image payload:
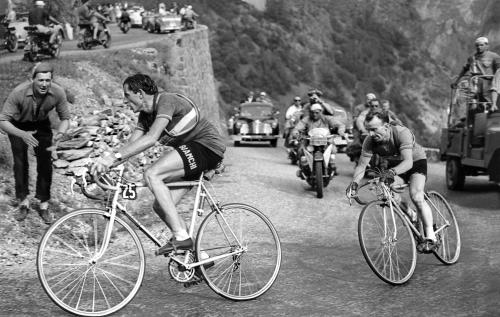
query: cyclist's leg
144 149 187 240
409 173 436 242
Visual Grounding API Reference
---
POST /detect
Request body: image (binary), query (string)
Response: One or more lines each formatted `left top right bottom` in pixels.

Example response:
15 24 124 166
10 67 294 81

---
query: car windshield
240 105 273 117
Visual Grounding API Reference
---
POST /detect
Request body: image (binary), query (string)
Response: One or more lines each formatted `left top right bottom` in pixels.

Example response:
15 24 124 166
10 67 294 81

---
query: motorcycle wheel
314 160 324 198
7 34 18 52
102 33 111 49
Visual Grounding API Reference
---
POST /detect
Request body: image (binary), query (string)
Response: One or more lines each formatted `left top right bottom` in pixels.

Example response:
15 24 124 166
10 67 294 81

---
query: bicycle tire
37 208 145 316
195 203 282 300
358 200 417 285
425 191 461 265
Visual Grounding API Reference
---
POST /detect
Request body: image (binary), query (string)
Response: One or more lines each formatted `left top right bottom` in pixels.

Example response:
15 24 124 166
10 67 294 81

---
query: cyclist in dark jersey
347 110 437 252
91 74 226 255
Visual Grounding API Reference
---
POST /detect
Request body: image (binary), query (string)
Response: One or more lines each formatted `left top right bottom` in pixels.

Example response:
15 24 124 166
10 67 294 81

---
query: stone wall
163 25 221 129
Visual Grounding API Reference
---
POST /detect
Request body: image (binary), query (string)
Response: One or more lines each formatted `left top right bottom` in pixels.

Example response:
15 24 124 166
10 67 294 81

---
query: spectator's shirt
463 51 500 76
136 93 226 158
29 7 49 26
361 125 426 162
293 115 345 136
0 81 70 123
285 104 302 120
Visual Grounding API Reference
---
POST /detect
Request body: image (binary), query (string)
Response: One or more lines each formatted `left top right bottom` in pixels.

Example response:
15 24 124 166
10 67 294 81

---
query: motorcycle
118 20 131 33
77 21 111 50
0 18 18 52
23 25 62 62
296 128 338 198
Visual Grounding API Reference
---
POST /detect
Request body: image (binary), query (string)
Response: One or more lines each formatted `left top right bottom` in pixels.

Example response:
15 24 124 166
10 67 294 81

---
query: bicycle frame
370 180 450 242
88 165 246 270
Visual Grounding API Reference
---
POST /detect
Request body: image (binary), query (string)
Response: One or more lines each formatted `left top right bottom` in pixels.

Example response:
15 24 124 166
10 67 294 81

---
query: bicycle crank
167 252 196 283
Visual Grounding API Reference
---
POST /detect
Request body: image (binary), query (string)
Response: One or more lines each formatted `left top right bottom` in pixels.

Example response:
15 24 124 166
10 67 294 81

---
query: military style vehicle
440 75 500 189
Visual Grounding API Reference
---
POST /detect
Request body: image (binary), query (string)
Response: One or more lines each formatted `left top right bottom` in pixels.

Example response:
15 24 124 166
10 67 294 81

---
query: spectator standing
0 63 71 224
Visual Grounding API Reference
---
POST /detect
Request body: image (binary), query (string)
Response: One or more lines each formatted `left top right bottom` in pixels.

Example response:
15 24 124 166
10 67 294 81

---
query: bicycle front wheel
37 209 145 316
196 203 282 300
426 191 461 264
355 181 384 205
358 200 417 285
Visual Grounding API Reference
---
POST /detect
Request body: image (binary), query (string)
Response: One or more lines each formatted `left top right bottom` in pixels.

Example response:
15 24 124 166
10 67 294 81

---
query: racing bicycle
37 164 282 316
348 172 461 285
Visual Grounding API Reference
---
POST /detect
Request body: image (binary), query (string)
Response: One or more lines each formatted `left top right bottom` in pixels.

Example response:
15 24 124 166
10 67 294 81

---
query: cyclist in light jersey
347 110 437 253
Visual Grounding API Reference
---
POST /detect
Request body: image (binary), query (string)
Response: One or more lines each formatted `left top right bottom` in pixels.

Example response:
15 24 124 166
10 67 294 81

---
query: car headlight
263 123 272 134
240 123 249 134
306 145 314 152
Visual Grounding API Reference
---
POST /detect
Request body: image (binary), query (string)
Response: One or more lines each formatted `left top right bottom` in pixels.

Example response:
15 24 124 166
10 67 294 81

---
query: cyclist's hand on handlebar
380 169 396 185
90 152 115 175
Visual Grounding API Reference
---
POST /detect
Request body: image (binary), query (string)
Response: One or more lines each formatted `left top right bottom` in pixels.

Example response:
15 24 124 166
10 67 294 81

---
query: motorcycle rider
118 7 131 30
28 0 63 49
75 0 108 43
292 103 346 174
346 110 436 253
302 88 335 116
283 96 303 147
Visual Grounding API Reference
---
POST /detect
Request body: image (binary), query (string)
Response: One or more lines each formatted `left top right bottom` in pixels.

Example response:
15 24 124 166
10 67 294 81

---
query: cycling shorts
174 141 222 180
399 159 427 183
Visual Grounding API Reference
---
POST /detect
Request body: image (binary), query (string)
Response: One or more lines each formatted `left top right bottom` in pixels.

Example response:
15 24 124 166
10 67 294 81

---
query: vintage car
440 75 500 189
127 6 144 27
6 12 28 46
228 102 280 147
145 12 181 33
141 11 155 29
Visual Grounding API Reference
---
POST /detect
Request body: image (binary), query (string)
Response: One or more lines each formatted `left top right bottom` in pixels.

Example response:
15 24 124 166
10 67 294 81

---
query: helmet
260 92 267 96
308 88 323 97
475 37 488 45
187 5 193 9
310 103 323 112
35 0 45 6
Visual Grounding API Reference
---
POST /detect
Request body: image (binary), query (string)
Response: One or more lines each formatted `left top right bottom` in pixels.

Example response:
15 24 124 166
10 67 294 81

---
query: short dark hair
32 62 54 79
123 74 159 95
365 109 389 123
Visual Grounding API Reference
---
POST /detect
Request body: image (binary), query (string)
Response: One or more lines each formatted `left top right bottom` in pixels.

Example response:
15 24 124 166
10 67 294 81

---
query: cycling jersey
136 92 225 158
361 124 426 162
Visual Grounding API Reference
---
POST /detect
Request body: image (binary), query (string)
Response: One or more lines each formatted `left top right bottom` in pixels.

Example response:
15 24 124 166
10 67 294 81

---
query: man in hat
283 96 303 147
0 63 71 224
28 0 63 48
451 36 500 104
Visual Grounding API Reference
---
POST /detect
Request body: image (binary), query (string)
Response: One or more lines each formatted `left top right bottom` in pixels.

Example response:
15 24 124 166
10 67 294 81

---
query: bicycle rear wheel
425 191 461 264
195 203 281 300
37 209 145 316
358 200 417 285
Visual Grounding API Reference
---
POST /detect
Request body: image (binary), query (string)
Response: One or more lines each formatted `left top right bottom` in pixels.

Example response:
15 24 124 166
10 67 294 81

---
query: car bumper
231 135 278 142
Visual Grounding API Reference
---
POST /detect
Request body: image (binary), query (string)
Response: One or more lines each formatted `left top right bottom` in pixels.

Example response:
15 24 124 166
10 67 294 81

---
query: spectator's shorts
399 159 427 183
174 141 222 180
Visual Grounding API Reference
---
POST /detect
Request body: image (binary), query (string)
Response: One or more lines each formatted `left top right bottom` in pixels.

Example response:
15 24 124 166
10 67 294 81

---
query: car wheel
446 158 465 190
270 139 278 147
147 24 154 33
234 141 240 147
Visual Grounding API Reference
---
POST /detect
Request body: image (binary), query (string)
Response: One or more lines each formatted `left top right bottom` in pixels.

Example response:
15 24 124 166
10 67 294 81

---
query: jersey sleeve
156 93 184 121
397 127 415 151
0 90 20 121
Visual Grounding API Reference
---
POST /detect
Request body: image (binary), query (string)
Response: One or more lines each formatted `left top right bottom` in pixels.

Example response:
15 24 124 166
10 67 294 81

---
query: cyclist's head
365 110 390 142
123 73 158 95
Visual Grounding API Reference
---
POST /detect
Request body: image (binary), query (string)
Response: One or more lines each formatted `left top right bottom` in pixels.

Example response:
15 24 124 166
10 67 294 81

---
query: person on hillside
346 110 436 253
302 88 334 116
0 63 70 224
352 93 377 123
90 74 226 255
6 0 16 22
451 37 500 104
118 7 130 29
380 99 403 125
283 96 303 147
183 5 198 28
75 0 108 42
28 0 63 49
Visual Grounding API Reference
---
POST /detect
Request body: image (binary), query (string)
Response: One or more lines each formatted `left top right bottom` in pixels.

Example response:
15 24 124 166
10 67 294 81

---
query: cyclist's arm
352 155 370 184
391 148 413 175
49 15 61 25
115 117 169 160
127 129 145 143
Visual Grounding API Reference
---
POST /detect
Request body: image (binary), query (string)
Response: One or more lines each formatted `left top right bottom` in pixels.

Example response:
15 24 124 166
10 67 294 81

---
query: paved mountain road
1 140 499 316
